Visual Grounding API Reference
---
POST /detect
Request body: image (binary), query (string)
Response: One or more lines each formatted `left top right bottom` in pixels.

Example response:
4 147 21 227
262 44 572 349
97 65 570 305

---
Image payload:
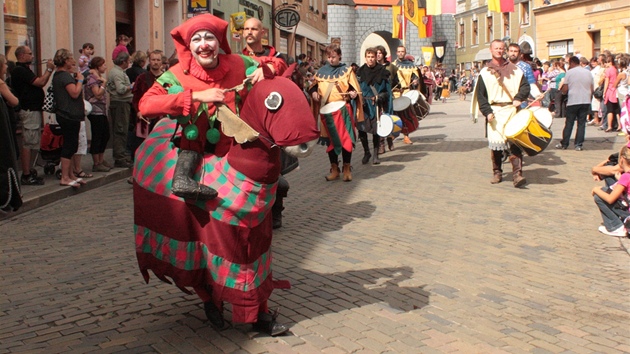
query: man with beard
507 43 542 106
242 17 287 76
472 39 530 187
241 17 291 229
357 47 392 165
138 14 289 336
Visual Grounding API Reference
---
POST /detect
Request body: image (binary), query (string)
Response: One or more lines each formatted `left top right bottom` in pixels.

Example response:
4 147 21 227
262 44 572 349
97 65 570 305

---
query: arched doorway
359 31 400 65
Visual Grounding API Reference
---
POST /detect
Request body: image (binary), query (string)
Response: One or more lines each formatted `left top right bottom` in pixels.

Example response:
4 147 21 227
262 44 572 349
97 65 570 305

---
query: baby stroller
36 115 63 179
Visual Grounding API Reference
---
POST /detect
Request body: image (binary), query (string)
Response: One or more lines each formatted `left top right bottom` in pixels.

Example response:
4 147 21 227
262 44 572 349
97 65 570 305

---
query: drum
530 106 553 129
393 96 419 133
503 109 553 156
403 90 425 120
391 115 403 137
319 100 348 117
377 114 394 137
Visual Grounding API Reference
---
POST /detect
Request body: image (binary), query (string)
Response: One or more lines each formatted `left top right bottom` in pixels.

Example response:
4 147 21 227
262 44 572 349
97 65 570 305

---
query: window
4 0 39 67
472 19 478 45
590 31 601 57
626 26 630 54
459 22 466 48
502 12 510 39
486 15 493 43
520 2 530 26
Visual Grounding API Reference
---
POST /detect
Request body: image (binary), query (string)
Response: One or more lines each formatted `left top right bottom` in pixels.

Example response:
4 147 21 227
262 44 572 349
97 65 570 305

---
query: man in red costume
139 14 289 336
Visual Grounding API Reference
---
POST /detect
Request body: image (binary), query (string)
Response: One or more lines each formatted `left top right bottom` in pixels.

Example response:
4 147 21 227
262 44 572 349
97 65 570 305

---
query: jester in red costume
140 14 262 201
137 14 319 336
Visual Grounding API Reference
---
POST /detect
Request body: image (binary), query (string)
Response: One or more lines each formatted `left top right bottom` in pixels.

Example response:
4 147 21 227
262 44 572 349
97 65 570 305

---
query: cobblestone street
2 99 629 353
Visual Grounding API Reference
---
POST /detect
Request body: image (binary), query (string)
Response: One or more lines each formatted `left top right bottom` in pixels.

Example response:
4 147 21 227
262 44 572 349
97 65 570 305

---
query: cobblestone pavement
1 98 629 353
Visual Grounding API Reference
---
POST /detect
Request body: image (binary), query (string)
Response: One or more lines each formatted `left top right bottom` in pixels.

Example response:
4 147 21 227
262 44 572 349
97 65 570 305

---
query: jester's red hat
170 14 232 74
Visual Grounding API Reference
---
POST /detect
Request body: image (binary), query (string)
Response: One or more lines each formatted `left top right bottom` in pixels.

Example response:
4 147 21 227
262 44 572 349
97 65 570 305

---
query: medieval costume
394 60 421 144
471 59 530 187
136 14 316 336
139 15 258 201
0 96 22 212
357 61 392 164
310 62 363 181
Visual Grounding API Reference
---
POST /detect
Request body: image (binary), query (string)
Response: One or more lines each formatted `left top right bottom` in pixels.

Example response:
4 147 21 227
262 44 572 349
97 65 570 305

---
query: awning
474 48 491 61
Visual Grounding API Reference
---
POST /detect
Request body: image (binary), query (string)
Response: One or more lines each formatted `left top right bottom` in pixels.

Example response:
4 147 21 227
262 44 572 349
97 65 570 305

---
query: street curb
0 168 132 221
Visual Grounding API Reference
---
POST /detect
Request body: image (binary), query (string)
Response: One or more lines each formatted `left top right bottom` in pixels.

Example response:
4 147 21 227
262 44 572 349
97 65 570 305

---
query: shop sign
275 8 300 28
188 0 210 13
548 41 568 56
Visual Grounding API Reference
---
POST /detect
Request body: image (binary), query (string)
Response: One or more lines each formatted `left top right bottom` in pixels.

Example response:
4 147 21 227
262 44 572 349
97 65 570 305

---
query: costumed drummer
393 45 420 145
471 39 530 187
139 15 267 202
357 47 392 165
309 44 363 182
138 14 291 336
376 45 399 152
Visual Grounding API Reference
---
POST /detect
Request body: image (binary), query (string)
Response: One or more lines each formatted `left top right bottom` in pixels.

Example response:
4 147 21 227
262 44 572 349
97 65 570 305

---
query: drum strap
321 83 335 106
497 79 514 102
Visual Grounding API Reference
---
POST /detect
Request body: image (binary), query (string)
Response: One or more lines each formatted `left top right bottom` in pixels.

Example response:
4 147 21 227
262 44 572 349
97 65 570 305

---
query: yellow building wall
534 0 630 59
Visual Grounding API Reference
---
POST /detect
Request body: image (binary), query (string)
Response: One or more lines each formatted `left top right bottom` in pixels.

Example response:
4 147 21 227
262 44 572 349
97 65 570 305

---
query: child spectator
592 145 630 237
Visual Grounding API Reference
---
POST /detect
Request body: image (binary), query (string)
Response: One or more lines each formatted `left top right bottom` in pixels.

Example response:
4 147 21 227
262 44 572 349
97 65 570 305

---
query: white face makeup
189 30 220 69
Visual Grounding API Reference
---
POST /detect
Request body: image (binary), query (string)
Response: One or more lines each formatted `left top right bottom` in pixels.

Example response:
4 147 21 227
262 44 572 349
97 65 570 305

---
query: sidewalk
1 148 132 221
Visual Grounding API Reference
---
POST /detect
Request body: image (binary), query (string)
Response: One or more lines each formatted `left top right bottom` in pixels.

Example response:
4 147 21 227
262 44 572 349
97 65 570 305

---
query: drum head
392 96 412 112
403 90 420 104
320 101 346 115
531 107 553 129
377 114 394 137
503 109 533 138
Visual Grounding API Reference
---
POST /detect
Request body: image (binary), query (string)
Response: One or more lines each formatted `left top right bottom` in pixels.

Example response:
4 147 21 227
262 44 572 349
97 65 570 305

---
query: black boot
172 150 218 200
253 311 289 336
359 134 371 164
490 150 503 184
372 147 380 165
387 137 394 151
204 301 227 330
272 197 284 229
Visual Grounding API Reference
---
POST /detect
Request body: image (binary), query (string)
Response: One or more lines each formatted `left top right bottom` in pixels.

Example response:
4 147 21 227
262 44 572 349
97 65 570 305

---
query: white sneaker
598 225 628 237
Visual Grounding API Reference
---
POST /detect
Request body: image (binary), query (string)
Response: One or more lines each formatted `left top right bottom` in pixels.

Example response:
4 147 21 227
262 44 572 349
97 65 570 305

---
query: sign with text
275 8 300 28
188 0 210 13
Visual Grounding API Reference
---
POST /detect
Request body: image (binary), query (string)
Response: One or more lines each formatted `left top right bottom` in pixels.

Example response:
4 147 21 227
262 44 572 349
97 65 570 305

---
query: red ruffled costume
135 14 319 325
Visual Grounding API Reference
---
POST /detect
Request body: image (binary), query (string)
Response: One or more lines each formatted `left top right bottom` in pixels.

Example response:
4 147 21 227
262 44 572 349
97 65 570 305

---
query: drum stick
338 92 363 95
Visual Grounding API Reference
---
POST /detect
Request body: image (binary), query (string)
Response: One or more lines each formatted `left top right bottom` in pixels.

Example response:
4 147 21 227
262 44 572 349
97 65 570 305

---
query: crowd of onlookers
0 35 176 189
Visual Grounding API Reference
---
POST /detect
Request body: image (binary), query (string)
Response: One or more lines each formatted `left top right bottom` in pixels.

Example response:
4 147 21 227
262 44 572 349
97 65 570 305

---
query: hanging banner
422 47 434 66
432 41 447 63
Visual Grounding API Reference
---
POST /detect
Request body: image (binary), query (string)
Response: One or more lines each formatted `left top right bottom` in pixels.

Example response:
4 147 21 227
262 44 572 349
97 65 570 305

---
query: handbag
593 83 604 100
42 85 56 113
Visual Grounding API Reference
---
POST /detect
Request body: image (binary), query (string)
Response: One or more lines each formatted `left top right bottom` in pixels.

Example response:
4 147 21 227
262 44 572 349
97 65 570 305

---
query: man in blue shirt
508 43 542 107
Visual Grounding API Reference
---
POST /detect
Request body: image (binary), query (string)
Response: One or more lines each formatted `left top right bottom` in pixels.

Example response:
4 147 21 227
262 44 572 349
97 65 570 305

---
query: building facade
533 0 630 60
1 0 277 78
328 0 456 69
271 0 329 63
454 0 536 72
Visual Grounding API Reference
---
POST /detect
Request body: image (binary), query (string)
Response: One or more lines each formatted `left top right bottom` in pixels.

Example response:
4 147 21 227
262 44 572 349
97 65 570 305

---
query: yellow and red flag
392 5 407 39
488 0 514 13
417 8 433 38
404 0 422 27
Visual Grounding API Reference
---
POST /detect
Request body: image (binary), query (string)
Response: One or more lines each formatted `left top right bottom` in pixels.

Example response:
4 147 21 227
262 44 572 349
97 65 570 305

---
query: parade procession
1 0 630 353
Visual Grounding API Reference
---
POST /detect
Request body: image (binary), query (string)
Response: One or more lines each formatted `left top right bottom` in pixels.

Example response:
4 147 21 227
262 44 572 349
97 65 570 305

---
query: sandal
605 129 613 133
74 170 93 178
